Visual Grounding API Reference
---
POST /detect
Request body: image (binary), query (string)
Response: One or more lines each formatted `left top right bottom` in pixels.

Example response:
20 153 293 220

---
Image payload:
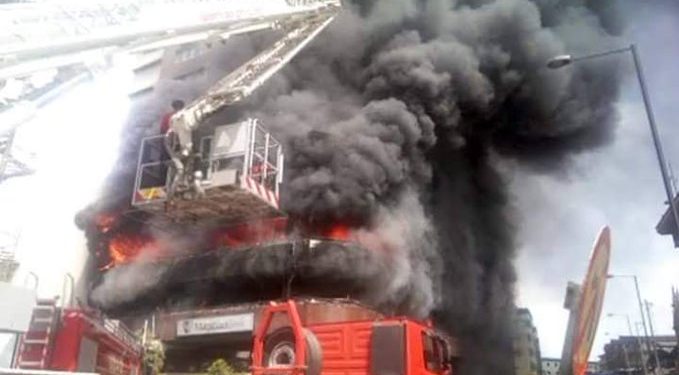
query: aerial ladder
128 1 341 222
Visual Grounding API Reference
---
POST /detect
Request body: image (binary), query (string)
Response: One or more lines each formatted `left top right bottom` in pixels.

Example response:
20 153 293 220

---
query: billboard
571 226 611 375
176 313 254 337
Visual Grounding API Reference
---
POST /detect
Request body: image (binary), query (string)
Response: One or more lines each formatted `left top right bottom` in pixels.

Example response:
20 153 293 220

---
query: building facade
600 335 678 374
542 357 600 375
514 308 543 375
541 357 560 375
587 361 601 373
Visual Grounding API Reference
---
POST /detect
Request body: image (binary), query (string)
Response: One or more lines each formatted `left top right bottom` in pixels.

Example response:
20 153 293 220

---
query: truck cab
252 300 457 375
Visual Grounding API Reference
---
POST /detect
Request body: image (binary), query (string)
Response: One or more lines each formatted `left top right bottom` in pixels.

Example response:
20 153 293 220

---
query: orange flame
98 218 385 271
95 213 118 233
212 217 288 248
103 233 158 269
322 223 351 241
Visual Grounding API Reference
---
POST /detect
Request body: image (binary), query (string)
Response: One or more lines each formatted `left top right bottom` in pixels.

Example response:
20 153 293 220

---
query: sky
1 0 678 366
515 1 679 359
0 67 131 293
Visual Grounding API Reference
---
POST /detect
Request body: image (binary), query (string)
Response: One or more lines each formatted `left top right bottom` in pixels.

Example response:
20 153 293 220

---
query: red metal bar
252 300 307 375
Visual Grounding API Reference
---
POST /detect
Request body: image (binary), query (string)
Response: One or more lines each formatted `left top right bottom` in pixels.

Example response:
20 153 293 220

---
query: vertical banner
572 226 611 375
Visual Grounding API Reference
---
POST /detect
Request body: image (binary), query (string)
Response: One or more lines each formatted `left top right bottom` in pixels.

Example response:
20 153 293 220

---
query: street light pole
547 44 679 247
629 44 679 245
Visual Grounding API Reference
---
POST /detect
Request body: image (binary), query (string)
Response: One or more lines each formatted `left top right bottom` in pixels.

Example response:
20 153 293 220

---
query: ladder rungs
33 306 56 311
22 339 49 345
32 317 54 323
18 361 44 367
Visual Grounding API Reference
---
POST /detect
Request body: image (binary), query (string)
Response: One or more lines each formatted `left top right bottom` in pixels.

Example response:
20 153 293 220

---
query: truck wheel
263 328 322 375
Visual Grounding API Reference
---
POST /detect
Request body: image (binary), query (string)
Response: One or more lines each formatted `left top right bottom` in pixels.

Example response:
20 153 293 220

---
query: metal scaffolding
0 230 20 282
0 129 33 182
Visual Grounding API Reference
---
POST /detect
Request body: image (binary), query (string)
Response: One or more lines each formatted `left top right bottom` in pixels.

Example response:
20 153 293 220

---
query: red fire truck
12 299 456 375
153 299 458 375
252 300 457 375
12 299 143 375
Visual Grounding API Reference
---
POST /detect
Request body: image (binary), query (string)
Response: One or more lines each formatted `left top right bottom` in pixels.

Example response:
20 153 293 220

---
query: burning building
77 0 627 373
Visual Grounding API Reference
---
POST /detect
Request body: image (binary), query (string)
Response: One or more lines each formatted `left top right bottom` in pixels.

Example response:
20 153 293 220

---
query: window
422 332 442 372
371 325 405 375
174 45 202 63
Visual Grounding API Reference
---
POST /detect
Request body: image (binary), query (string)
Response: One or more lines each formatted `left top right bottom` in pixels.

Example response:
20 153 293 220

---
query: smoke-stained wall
78 1 626 374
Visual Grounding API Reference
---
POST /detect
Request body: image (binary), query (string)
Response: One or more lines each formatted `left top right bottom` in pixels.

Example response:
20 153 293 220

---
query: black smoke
247 0 624 373
78 0 626 374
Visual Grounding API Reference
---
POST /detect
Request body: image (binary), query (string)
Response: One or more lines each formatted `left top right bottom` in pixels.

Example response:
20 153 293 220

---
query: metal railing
131 135 172 206
132 119 283 206
102 319 143 354
0 369 98 375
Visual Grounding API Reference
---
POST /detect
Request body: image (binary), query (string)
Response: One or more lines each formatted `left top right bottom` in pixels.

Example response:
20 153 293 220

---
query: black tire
263 327 322 375
304 328 322 375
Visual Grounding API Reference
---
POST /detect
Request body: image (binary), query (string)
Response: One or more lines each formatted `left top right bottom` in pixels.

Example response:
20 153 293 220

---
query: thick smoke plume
249 0 623 372
79 0 625 374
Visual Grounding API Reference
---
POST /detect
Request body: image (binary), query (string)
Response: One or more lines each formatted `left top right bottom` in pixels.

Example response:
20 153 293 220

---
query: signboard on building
571 226 611 375
176 313 254 337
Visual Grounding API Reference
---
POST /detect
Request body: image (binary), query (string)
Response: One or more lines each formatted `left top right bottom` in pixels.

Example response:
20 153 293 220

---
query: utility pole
608 275 655 373
645 301 663 373
609 313 646 374
630 276 655 373
621 344 631 374
635 322 651 374
627 316 647 375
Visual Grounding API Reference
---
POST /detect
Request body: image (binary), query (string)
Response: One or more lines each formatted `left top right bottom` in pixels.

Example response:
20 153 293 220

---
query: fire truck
11 298 143 374
152 298 458 375
12 298 457 375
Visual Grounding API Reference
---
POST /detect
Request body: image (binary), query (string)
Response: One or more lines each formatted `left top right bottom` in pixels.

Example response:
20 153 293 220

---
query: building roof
604 335 677 349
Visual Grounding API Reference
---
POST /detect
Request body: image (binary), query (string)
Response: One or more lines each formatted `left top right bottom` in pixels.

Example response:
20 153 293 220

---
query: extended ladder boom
170 3 339 153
